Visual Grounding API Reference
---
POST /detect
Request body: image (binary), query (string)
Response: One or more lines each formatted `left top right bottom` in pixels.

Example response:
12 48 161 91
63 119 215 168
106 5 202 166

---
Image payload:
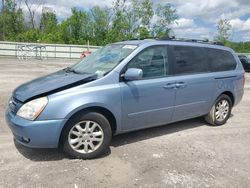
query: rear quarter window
206 48 237 72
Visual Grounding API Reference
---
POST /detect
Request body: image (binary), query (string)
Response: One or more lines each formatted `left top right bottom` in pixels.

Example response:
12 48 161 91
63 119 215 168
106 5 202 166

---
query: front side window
172 46 208 75
127 46 169 79
71 44 137 77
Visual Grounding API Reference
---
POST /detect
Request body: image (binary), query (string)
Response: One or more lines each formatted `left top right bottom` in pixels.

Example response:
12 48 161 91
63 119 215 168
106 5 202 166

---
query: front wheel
205 94 232 126
61 112 112 159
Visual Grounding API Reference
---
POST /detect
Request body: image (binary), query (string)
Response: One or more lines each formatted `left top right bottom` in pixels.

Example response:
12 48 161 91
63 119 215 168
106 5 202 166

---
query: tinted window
206 48 236 72
172 46 208 75
127 46 169 79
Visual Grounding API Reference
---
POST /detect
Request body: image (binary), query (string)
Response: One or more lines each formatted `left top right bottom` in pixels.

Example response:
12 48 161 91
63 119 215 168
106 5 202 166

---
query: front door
120 45 176 131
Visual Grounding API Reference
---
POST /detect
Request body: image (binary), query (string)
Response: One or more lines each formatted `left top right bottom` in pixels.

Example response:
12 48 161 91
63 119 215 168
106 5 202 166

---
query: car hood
13 69 97 103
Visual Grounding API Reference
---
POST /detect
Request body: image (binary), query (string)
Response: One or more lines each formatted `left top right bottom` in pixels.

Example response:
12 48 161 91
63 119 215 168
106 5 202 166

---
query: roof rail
157 36 224 46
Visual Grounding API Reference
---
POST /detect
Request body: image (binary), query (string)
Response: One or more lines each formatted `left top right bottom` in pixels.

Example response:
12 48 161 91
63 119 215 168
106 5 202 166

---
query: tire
61 112 112 159
204 94 232 126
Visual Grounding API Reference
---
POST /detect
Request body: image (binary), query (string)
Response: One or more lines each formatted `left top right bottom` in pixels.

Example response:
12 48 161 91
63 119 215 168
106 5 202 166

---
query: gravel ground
0 58 250 188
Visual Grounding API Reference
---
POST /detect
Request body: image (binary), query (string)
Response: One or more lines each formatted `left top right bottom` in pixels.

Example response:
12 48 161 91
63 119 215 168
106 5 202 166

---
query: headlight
17 97 48 120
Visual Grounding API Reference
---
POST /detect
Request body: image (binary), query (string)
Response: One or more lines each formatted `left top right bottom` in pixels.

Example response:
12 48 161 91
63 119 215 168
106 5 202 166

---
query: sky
1 0 250 42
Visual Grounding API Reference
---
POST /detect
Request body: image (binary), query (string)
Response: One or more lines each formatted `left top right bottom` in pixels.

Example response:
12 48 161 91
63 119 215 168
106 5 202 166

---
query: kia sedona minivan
6 39 245 159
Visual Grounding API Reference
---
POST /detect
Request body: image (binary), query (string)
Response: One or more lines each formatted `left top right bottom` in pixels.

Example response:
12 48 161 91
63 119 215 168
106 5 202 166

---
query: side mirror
124 68 143 81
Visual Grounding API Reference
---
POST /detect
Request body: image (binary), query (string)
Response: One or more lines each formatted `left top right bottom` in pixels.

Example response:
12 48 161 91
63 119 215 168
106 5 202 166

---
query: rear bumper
5 110 67 148
234 88 244 106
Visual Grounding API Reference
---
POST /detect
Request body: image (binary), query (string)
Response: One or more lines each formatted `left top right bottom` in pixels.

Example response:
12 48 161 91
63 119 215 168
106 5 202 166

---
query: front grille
9 97 23 115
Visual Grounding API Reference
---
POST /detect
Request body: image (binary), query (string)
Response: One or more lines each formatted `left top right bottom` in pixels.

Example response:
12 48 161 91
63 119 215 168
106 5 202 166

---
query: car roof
113 40 147 45
113 39 233 52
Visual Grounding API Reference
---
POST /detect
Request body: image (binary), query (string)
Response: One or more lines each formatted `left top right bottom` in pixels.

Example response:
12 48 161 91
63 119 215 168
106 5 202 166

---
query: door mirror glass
124 68 143 81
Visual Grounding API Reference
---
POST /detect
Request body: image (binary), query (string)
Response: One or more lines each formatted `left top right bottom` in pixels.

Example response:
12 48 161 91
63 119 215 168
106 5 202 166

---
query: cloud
230 18 250 41
19 0 250 41
170 18 212 40
243 32 250 41
20 0 113 22
43 0 113 10
172 18 195 29
165 0 250 23
44 4 72 20
154 0 250 41
173 26 212 40
230 18 250 32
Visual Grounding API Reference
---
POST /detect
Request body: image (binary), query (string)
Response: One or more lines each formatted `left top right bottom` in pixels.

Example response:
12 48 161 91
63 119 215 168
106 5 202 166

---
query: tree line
0 0 249 52
215 19 250 53
0 0 178 46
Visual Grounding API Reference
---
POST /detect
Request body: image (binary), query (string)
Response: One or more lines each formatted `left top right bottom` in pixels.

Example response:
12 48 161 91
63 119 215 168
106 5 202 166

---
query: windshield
71 44 138 77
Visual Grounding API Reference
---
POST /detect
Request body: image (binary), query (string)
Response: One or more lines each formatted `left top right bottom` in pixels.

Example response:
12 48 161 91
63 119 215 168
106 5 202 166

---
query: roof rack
157 36 224 46
128 37 155 41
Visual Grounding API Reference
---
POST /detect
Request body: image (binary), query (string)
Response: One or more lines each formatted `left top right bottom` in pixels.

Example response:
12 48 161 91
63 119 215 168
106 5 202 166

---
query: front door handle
164 83 175 89
175 82 187 88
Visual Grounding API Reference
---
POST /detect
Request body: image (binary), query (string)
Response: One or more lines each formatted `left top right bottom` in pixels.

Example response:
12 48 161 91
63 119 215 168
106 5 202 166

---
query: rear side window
172 46 208 75
206 48 236 72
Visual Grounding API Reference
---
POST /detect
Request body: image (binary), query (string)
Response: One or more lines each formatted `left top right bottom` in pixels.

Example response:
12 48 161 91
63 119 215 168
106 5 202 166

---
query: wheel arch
220 91 235 106
58 106 117 147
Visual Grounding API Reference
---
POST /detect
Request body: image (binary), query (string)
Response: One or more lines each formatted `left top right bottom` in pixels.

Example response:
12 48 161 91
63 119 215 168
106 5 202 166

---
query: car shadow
14 140 67 161
14 140 111 161
15 117 208 161
111 117 206 147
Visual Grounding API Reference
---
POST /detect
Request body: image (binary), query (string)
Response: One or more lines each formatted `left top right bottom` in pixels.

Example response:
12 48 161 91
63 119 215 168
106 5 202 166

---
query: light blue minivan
5 39 245 159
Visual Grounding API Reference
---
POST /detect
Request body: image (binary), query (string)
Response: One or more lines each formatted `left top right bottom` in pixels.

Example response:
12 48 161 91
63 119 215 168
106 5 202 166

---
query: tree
60 8 91 44
138 26 151 39
153 3 178 38
24 0 43 29
58 20 71 44
109 0 154 41
215 19 231 43
40 9 57 34
127 0 154 39
138 0 154 28
0 0 24 40
109 0 130 41
17 29 41 42
0 0 181 45
2 0 4 12
90 6 111 45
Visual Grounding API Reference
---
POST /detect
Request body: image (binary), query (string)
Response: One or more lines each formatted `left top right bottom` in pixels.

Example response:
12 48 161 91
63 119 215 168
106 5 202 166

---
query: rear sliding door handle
175 82 187 88
164 83 175 89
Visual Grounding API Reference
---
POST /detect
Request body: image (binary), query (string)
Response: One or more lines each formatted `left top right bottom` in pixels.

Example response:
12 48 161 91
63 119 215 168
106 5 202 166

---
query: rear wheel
61 112 112 159
205 94 232 126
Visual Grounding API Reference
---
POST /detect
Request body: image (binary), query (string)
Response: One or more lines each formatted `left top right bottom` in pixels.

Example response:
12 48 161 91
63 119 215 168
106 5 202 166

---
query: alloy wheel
68 120 104 154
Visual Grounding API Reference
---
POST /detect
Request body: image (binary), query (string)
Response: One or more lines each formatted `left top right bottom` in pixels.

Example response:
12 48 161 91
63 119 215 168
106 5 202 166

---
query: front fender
64 102 116 119
37 84 122 131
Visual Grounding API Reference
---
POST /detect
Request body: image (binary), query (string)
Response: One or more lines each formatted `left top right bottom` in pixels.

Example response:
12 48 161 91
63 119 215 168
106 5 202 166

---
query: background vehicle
238 55 250 72
6 39 245 159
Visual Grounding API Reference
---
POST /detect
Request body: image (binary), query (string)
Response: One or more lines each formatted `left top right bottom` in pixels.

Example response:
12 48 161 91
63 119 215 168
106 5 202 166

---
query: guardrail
0 41 249 59
0 41 101 59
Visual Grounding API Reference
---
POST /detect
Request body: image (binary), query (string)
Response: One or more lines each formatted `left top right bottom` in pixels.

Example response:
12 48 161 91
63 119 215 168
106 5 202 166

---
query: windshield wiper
64 67 79 74
119 58 125 63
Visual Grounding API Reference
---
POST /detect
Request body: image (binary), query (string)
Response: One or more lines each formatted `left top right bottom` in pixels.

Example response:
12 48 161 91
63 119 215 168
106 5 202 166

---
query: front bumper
5 109 67 148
